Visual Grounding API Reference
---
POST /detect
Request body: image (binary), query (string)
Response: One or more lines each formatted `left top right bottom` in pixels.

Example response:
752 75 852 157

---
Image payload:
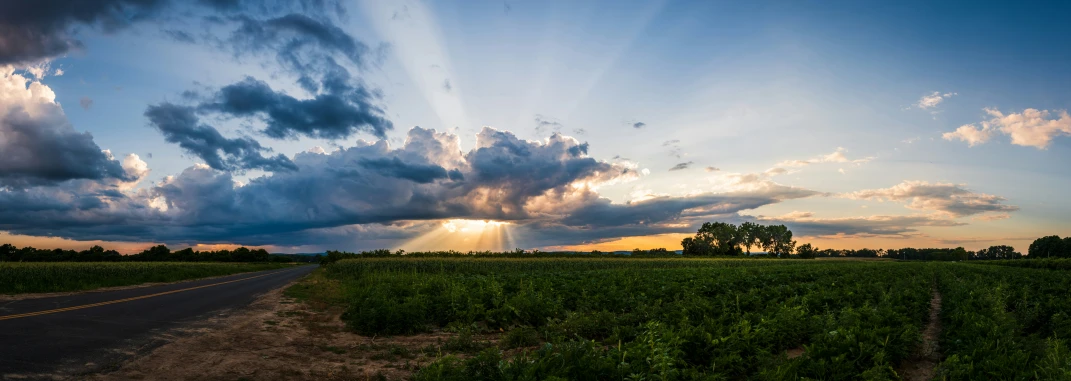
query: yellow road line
0 268 297 321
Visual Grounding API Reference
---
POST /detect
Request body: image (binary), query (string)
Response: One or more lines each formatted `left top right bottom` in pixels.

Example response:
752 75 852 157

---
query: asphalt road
0 265 316 378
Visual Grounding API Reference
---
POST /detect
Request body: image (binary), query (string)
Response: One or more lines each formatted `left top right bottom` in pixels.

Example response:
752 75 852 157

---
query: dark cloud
228 13 371 71
669 161 692 171
79 96 94 110
0 127 639 245
164 29 196 43
200 76 392 140
633 121 646 129
358 157 453 184
0 83 128 187
0 0 349 65
144 102 297 172
0 0 169 65
443 79 452 92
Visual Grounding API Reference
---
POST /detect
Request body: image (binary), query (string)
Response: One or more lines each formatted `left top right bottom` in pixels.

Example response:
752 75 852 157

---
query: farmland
293 257 1071 380
0 262 293 294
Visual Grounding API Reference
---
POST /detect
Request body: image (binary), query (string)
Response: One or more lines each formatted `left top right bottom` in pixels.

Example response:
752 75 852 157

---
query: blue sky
1 0 1069 253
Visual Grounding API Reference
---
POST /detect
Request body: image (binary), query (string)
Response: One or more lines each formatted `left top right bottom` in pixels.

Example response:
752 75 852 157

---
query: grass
0 262 293 294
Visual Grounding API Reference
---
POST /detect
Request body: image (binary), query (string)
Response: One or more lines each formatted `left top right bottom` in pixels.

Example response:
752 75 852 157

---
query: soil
85 285 493 380
899 287 943 381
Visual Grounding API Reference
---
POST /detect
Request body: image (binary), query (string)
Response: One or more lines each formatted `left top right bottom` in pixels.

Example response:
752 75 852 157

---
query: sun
400 219 516 252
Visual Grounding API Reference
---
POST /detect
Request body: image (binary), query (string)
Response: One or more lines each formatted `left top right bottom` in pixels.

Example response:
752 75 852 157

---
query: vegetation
0 262 292 294
299 254 1071 379
313 257 935 379
0 243 318 263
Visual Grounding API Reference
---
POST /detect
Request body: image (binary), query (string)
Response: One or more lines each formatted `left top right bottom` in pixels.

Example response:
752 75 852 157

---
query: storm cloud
0 69 129 186
145 103 297 172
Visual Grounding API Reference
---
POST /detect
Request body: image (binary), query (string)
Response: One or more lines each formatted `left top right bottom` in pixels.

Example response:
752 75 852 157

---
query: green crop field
0 262 293 294
296 257 1071 380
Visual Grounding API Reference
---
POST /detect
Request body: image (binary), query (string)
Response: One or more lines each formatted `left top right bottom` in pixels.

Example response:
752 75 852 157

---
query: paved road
0 265 316 378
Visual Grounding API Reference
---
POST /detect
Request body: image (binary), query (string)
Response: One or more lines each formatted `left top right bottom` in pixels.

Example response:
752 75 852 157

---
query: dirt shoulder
87 271 487 381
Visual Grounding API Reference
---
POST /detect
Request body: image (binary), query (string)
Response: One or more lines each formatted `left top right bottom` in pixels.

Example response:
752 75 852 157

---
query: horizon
2 0 1070 254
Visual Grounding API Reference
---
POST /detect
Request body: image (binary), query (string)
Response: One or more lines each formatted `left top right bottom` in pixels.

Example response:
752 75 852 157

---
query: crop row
323 258 935 379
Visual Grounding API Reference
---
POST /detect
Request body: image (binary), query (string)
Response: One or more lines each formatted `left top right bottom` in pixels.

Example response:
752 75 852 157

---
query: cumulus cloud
844 180 1018 218
916 91 956 110
144 103 297 172
0 125 826 248
775 147 873 168
943 108 1071 149
0 68 129 186
942 123 992 146
985 108 1071 149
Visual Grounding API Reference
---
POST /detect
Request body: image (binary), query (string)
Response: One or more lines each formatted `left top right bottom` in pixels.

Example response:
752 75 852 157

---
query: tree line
0 244 316 263
679 221 1066 261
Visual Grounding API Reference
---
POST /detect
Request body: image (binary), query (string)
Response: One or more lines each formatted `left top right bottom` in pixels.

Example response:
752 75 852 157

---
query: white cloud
986 108 1071 149
942 123 993 146
776 147 873 168
916 91 956 109
943 107 1071 149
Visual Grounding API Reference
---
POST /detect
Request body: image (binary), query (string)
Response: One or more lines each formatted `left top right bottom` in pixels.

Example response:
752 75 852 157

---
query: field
291 257 1071 380
0 262 293 294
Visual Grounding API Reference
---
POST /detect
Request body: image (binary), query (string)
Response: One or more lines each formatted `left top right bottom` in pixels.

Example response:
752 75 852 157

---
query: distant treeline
0 244 319 263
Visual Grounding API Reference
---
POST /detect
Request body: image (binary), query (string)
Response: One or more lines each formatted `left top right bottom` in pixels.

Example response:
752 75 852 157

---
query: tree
738 222 760 255
763 224 794 258
797 243 817 259
1029 236 1067 258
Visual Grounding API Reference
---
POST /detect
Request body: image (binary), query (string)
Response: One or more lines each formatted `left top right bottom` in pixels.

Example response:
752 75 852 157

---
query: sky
1 0 1069 254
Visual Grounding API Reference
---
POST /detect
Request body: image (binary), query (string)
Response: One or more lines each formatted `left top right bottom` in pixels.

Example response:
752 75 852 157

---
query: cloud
164 29 197 43
0 68 129 187
775 147 873 168
985 108 1071 149
843 180 1018 218
633 121 646 129
668 162 692 171
144 103 297 172
79 96 93 110
942 123 992 146
916 91 956 110
228 13 372 74
200 76 392 140
534 114 563 134
0 0 276 65
0 0 165 65
358 157 458 184
943 107 1071 149
758 212 964 238
0 127 636 243
704 166 720 172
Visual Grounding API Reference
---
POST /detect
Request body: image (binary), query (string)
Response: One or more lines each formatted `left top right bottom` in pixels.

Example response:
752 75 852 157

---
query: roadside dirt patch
86 284 494 380
899 287 943 381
